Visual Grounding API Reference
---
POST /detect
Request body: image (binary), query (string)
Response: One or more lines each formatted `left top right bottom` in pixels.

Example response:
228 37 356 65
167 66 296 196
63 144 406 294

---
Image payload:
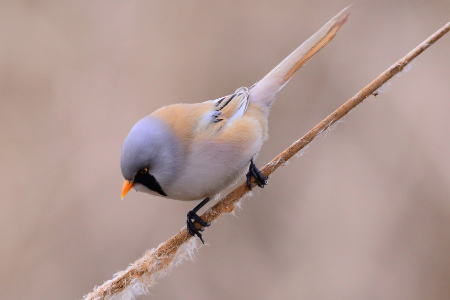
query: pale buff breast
165 135 263 201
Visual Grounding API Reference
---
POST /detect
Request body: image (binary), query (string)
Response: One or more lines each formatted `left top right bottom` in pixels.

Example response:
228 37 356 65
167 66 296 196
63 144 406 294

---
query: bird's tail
249 6 351 109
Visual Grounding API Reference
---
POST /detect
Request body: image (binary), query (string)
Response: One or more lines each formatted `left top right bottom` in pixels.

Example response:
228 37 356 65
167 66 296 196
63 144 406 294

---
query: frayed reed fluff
316 118 343 139
107 239 199 300
115 279 148 300
374 80 391 94
323 119 345 138
267 156 287 168
395 59 414 77
229 191 252 217
374 59 415 95
294 143 310 158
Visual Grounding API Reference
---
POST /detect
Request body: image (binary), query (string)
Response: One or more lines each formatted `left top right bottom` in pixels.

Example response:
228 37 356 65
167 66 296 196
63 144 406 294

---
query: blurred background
1 0 450 299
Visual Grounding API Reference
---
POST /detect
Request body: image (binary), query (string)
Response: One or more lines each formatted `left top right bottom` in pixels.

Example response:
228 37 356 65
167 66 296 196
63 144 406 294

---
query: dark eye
140 167 148 174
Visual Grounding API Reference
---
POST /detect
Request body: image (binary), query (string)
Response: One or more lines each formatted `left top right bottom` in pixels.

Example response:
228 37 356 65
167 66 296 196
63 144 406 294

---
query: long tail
249 6 351 109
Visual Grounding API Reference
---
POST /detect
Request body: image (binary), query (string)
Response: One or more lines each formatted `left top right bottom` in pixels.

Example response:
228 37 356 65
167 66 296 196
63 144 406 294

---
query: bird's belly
166 139 262 201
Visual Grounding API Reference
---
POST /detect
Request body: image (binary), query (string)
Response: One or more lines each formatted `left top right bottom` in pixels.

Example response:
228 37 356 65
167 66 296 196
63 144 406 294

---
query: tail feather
249 6 351 108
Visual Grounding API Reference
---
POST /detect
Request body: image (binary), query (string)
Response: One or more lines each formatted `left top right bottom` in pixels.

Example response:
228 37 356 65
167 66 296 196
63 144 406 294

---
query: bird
120 7 350 243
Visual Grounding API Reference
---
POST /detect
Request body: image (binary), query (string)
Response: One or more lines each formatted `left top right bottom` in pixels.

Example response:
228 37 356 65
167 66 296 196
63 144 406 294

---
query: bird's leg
246 158 268 190
187 197 211 244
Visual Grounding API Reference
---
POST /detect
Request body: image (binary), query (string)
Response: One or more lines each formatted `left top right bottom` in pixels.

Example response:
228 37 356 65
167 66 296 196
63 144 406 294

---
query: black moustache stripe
134 172 167 197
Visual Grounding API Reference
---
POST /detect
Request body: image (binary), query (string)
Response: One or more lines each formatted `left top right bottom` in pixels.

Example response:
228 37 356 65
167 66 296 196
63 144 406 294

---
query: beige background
1 1 450 299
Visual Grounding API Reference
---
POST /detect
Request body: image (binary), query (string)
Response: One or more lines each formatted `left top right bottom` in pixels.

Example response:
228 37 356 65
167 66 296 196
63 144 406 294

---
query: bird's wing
150 87 250 142
196 87 250 134
215 87 249 121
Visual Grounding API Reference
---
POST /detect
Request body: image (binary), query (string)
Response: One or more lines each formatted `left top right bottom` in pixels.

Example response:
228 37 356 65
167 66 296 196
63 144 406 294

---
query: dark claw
187 211 210 227
186 198 211 244
246 158 268 190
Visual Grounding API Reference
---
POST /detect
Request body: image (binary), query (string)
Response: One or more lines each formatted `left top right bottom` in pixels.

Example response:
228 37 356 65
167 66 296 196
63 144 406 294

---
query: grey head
121 116 182 197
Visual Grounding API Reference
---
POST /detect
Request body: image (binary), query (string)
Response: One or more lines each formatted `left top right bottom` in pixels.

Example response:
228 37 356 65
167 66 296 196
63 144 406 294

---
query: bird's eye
140 168 148 174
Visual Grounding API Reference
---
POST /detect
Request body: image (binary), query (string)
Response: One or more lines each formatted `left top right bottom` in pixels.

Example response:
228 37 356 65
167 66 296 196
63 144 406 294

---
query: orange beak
121 180 135 199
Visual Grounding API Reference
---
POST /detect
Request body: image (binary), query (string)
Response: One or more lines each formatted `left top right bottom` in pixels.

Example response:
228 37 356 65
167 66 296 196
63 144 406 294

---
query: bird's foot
246 159 268 190
186 198 211 244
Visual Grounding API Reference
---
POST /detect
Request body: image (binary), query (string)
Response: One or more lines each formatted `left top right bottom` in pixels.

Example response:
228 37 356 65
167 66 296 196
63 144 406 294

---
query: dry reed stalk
84 18 450 300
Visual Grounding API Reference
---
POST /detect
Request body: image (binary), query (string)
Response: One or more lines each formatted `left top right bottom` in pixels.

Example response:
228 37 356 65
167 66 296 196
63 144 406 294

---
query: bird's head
120 116 182 199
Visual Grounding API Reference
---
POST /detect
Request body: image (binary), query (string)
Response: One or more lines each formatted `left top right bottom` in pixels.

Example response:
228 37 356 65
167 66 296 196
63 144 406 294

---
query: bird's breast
164 138 262 201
